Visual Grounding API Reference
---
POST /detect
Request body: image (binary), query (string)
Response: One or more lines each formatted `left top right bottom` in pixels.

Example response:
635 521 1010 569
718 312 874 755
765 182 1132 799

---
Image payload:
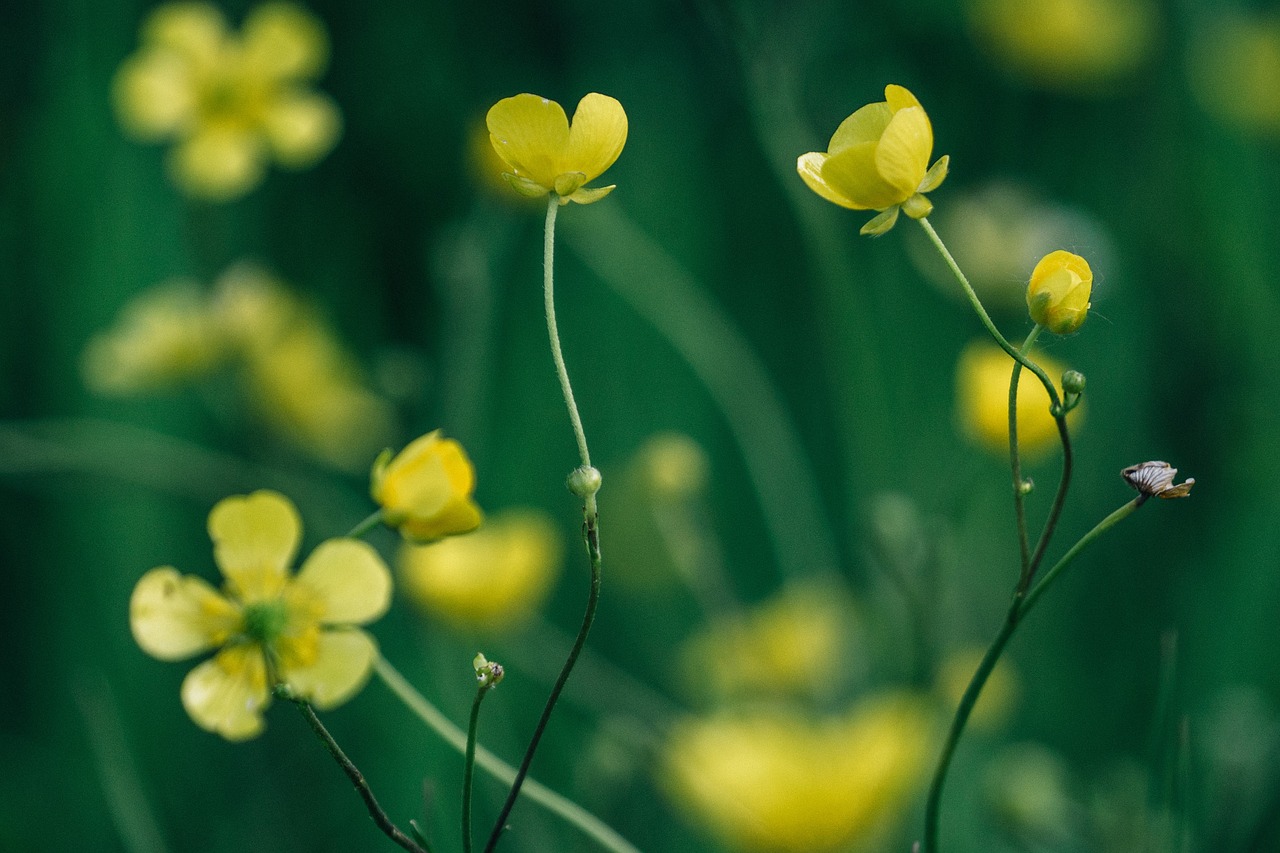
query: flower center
241 599 289 645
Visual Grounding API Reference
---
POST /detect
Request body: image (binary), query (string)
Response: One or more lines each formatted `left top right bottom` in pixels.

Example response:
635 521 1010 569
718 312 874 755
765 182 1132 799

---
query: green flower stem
921 496 1144 853
917 217 1061 409
1026 414 1074 588
276 687 429 853
1008 326 1044 576
463 681 493 853
345 509 384 540
371 657 639 853
482 193 604 852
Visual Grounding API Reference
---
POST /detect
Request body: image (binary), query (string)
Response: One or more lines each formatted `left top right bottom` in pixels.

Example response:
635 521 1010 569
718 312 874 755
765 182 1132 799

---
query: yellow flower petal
821 143 903 211
563 93 628 183
241 1 328 81
294 538 391 625
797 151 859 209
565 184 616 205
181 644 270 740
828 102 893 153
372 430 483 540
262 91 341 167
131 567 242 661
883 84 922 113
874 106 932 198
399 495 483 542
208 490 301 602
169 124 267 200
142 2 226 68
279 628 377 709
112 52 200 139
486 94 570 190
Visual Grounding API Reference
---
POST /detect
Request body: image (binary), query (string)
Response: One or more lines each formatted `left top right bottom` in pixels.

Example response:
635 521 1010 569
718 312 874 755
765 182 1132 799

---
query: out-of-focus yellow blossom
905 181 1112 314
638 432 711 500
130 490 391 740
81 281 226 394
372 430 483 541
210 263 305 349
1027 250 1092 334
113 1 341 200
681 583 853 698
398 509 561 627
936 646 1019 731
968 0 1157 92
955 341 1077 456
486 93 628 205
664 694 933 852
1190 14 1280 137
797 85 949 236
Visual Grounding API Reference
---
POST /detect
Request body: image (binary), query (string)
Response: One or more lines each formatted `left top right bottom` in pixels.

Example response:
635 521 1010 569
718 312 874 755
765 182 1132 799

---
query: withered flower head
1121 461 1195 500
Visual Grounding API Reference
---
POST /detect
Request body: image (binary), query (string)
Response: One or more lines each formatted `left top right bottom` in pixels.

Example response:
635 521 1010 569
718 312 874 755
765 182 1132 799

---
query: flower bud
473 652 505 688
1061 370 1086 395
371 430 483 542
1026 251 1092 334
567 465 603 499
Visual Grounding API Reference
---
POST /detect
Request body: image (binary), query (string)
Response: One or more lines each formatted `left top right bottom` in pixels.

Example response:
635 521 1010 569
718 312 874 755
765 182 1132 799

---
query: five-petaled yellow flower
371 430 483 542
112 1 341 200
1026 250 1093 334
797 84 949 236
486 93 628 205
130 490 391 740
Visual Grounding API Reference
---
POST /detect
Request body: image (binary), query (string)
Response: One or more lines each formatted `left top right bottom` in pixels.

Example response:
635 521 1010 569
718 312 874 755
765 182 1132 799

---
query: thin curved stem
278 688 429 853
1008 326 1044 577
345 509 384 540
542 197 593 473
371 657 639 853
1022 497 1144 615
916 217 1061 409
1026 414 1074 586
463 683 491 853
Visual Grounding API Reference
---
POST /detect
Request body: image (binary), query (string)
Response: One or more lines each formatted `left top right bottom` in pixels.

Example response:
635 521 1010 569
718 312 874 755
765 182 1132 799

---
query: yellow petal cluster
1026 250 1092 334
680 583 853 698
398 509 561 627
968 0 1157 92
371 430 483 541
130 490 391 740
486 93 628 205
112 2 341 200
954 340 1078 456
663 694 933 852
797 85 949 235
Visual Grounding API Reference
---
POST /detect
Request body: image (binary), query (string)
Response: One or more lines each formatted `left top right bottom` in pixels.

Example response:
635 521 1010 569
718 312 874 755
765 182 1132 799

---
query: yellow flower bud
797 84 950 235
1026 250 1093 334
371 430 482 541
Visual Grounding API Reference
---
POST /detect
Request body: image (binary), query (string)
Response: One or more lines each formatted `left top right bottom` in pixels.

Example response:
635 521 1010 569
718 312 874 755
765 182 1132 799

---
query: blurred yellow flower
81 281 226 394
936 646 1019 731
372 430 483 541
398 509 561 627
1027 250 1092 334
486 93 628 205
113 1 341 200
638 432 711 501
797 84 949 236
130 490 391 740
968 0 1157 92
664 694 933 852
1189 13 1280 137
955 340 1076 456
681 583 853 698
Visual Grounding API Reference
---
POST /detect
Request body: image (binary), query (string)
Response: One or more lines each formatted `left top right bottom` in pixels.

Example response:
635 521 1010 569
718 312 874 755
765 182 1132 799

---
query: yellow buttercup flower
113 1 341 200
81 281 226 394
398 509 562 628
955 340 1077 456
485 93 628 205
1026 250 1092 334
371 430 483 541
681 582 853 698
797 84 949 236
664 694 933 852
130 490 391 740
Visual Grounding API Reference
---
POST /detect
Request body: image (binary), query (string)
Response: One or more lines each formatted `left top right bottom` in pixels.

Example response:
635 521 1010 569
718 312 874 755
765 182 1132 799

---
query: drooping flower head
130 490 391 740
1026 250 1093 334
112 1 341 200
485 93 628 205
371 430 483 541
797 84 950 235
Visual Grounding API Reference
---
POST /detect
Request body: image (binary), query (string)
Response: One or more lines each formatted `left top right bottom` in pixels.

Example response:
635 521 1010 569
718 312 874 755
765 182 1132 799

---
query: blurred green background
4 0 1280 850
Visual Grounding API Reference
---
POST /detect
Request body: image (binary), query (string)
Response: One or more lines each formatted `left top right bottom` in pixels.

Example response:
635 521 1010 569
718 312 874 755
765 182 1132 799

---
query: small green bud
1061 370 1086 396
473 653 505 688
1018 478 1034 495
567 465 602 499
